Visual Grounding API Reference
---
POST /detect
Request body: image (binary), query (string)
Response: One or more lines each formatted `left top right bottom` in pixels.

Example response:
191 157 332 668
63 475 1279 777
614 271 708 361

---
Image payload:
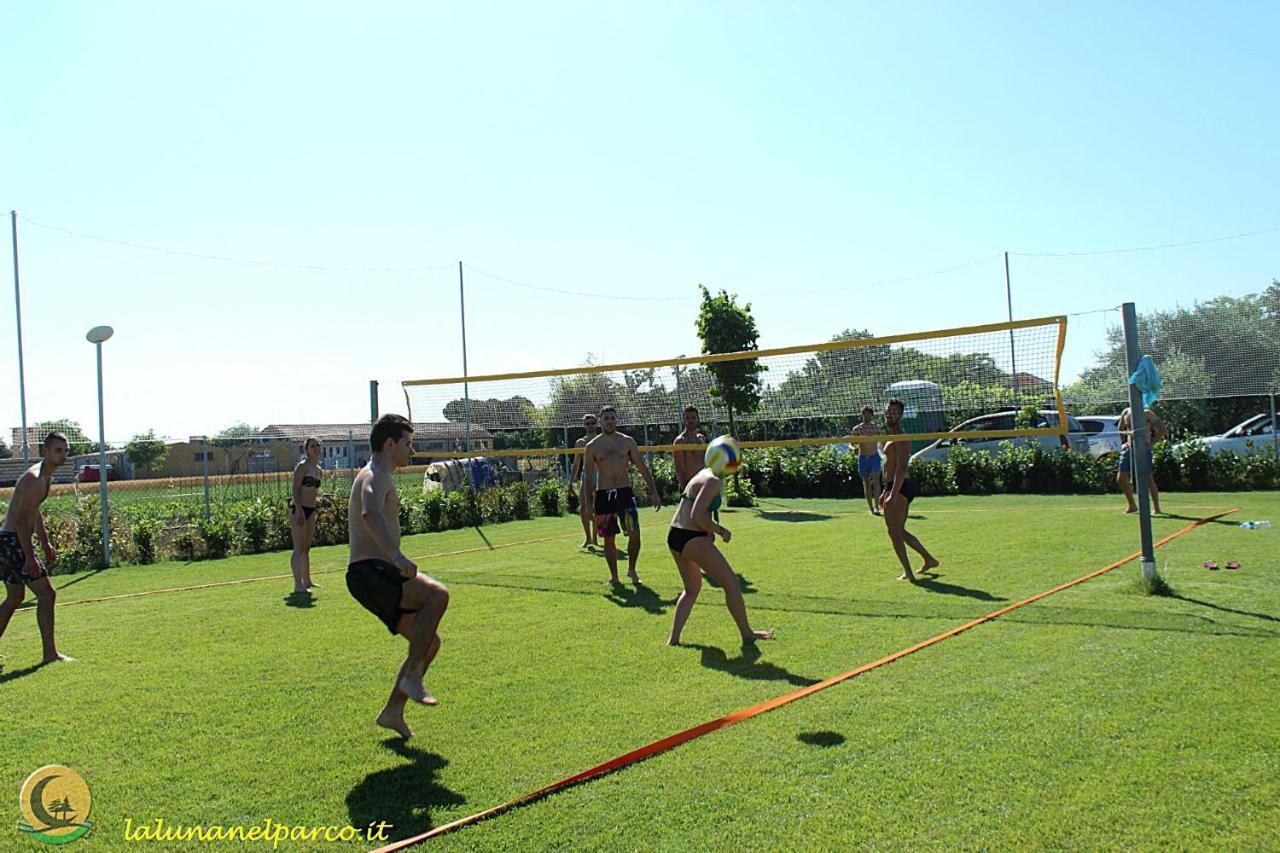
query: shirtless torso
348 462 402 565
851 419 880 456
585 431 639 490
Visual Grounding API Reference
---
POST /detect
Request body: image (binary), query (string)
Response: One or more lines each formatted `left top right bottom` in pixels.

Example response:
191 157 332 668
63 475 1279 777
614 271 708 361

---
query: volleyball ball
704 435 742 476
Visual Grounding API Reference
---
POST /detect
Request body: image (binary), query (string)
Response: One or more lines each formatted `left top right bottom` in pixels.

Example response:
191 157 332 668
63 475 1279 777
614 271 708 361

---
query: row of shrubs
32 442 1278 574
734 442 1280 499
41 479 569 574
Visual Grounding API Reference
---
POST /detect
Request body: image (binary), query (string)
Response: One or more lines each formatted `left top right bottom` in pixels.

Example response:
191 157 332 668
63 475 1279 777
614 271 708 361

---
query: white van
910 410 1091 464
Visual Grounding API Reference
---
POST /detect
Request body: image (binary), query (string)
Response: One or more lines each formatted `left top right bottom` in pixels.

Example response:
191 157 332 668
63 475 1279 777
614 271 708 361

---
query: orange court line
370 507 1238 852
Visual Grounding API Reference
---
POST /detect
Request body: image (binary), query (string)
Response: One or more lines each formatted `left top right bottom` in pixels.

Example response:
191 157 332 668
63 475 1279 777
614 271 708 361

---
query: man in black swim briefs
878 398 939 582
346 415 449 740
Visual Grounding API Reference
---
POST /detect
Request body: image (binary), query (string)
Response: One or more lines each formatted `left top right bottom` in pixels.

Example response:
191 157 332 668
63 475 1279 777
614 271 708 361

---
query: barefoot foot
897 572 916 582
376 707 413 739
743 629 775 641
398 675 438 706
921 558 940 573
42 652 74 664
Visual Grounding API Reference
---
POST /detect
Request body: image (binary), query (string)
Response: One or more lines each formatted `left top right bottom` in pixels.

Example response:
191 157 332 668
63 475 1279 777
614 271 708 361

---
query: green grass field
2 493 1276 851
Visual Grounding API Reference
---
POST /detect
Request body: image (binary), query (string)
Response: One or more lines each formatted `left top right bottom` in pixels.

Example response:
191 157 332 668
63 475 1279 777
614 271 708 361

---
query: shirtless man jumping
346 414 450 739
583 405 662 586
0 432 73 665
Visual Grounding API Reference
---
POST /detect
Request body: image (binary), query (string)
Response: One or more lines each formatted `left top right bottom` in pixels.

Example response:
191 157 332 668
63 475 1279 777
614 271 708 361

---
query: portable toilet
885 380 945 453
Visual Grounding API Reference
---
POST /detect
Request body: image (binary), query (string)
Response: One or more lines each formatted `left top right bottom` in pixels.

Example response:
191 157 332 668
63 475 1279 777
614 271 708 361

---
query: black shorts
667 526 710 553
346 559 416 635
0 531 47 586
901 478 920 503
595 488 639 537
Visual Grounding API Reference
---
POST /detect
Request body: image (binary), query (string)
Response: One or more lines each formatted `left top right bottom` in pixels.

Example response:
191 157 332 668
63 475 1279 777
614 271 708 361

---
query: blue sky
2 1 1276 442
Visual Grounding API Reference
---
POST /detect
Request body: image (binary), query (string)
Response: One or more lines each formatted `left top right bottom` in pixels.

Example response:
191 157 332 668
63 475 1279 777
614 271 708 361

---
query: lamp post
86 325 114 567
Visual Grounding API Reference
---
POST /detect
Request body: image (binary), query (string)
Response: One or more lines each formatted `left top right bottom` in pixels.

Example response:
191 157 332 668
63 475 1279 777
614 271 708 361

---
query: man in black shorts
347 414 449 739
583 405 662 585
879 398 938 582
0 432 73 665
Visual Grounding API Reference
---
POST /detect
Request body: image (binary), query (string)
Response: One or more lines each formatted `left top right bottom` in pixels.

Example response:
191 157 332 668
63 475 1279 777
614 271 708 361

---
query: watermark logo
18 765 94 845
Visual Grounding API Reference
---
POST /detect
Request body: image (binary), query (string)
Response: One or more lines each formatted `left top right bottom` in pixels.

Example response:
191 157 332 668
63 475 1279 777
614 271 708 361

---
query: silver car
910 410 1091 464
1176 413 1278 458
1077 415 1124 457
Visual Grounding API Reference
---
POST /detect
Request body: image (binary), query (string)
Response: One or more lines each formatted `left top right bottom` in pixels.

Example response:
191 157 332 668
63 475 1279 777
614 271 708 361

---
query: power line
19 215 455 273
461 264 689 302
1010 225 1280 258
751 255 1002 298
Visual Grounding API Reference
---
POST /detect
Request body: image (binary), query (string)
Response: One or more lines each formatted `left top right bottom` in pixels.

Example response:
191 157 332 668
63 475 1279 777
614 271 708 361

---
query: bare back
348 463 401 563
1119 408 1166 448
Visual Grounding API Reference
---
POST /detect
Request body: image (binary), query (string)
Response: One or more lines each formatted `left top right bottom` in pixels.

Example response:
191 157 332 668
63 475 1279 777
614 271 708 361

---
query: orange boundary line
370 507 1238 852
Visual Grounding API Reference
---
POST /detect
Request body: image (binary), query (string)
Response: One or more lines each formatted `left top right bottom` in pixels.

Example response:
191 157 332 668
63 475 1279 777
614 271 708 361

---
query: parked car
1175 413 1278 458
77 463 120 483
910 410 1090 464
1077 415 1124 457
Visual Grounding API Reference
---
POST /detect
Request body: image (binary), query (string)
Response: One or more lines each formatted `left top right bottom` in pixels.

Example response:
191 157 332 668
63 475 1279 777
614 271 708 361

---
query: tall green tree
695 285 765 437
126 430 169 475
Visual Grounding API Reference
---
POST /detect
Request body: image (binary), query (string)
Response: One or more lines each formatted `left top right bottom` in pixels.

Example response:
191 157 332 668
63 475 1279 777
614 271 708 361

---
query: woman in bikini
879 399 939 582
666 460 773 646
290 436 323 594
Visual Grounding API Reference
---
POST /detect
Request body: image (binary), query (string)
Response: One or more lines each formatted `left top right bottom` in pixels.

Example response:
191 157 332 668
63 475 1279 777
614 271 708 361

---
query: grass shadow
284 591 316 609
346 741 466 841
0 659 52 684
797 731 846 747
755 511 834 523
604 582 672 615
53 566 110 591
1170 593 1280 624
1158 513 1241 527
913 577 1006 602
703 572 757 596
472 527 494 549
683 642 820 687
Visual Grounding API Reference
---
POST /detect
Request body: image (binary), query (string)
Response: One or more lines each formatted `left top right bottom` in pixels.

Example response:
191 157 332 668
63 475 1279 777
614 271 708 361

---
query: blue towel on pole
1128 355 1162 410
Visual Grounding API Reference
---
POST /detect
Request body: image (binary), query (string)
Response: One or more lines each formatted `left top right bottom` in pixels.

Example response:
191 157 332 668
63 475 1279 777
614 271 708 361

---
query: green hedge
34 481 562 573
736 443 1280 499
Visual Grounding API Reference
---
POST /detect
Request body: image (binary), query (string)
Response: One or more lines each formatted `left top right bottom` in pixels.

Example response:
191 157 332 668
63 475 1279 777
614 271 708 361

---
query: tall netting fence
1063 292 1280 447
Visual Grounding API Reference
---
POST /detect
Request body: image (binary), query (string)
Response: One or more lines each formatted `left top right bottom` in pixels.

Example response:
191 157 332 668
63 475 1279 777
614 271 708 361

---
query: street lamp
86 325 114 567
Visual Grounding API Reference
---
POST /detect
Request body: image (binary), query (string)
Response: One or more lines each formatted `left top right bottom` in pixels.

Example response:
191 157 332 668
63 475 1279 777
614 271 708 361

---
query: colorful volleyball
704 435 742 476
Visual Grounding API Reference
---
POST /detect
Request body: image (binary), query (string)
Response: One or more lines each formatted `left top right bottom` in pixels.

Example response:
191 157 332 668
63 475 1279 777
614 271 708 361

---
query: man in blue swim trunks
851 405 883 515
1117 405 1166 514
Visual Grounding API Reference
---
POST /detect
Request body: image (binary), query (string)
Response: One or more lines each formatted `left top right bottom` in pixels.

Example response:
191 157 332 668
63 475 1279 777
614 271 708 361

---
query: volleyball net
401 316 1069 459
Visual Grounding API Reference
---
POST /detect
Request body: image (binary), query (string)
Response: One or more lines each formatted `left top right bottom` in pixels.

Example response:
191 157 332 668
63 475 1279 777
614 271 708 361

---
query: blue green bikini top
680 490 722 520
